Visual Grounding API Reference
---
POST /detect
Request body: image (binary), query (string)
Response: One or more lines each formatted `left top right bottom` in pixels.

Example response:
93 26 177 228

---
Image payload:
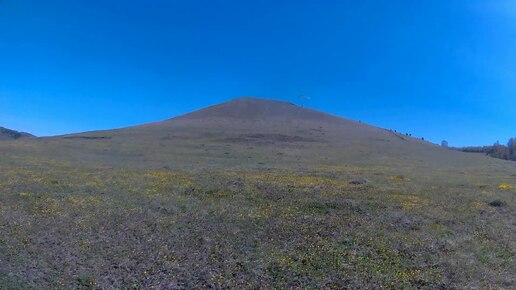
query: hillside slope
0 97 506 172
0 98 514 289
22 97 497 171
0 127 35 141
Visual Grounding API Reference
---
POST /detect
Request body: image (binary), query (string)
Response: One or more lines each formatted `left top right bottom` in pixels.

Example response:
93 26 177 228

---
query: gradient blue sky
1 0 515 146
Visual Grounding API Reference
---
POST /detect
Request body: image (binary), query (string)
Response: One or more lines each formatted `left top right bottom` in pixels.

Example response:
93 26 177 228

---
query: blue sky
1 0 515 146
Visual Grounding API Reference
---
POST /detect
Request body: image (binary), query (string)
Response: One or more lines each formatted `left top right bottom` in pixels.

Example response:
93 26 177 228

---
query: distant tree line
455 138 516 161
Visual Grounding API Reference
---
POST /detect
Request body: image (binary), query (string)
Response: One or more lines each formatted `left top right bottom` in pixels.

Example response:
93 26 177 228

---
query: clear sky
1 0 515 146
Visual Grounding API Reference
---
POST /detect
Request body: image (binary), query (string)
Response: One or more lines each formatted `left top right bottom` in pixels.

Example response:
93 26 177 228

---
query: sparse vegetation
0 160 514 288
0 98 514 288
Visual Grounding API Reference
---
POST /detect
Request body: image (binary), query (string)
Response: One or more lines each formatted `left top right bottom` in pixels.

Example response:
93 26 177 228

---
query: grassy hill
0 98 514 288
0 127 34 141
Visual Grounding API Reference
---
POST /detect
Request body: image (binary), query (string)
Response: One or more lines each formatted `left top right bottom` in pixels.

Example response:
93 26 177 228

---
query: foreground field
1 159 514 289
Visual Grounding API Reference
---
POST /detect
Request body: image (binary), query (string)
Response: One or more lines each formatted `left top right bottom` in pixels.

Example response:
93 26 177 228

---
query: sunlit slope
1 98 515 288
2 97 513 172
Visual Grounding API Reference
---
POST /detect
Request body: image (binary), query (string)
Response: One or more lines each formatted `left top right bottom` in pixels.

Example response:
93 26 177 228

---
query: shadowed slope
0 127 35 141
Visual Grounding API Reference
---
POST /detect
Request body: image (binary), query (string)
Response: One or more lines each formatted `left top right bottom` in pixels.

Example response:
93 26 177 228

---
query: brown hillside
34 97 501 171
0 127 35 141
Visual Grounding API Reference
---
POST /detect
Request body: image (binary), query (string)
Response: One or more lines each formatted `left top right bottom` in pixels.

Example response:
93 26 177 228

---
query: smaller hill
0 127 35 141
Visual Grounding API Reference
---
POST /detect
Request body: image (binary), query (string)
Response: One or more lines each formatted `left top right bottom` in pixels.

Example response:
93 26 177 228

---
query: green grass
1 159 514 288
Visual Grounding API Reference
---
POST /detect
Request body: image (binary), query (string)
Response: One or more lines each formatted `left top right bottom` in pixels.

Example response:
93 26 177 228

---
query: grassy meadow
1 149 514 289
